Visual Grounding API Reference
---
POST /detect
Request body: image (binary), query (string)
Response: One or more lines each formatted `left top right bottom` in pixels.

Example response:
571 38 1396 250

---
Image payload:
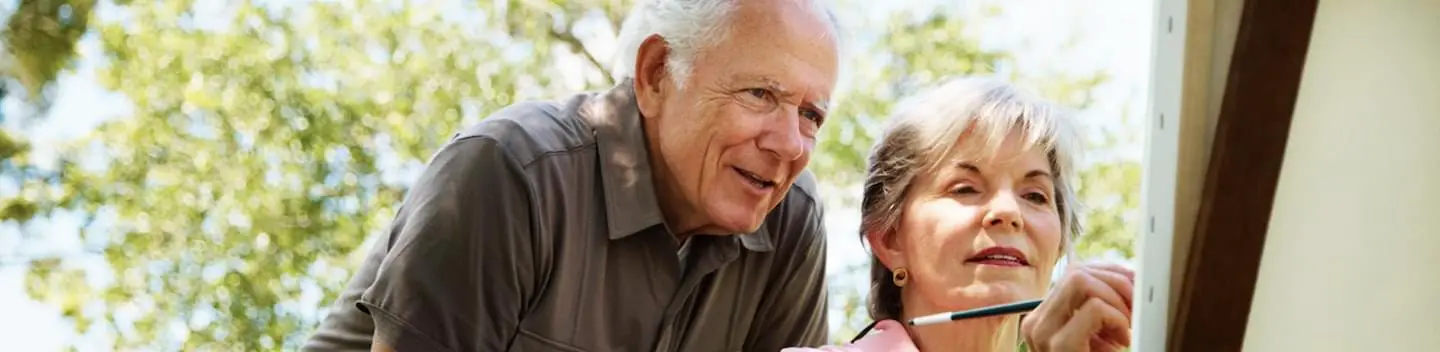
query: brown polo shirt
304 81 830 351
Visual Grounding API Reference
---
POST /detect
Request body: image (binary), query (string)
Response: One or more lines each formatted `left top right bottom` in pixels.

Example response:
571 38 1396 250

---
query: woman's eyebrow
955 162 982 174
807 99 830 114
953 163 1054 184
1025 170 1054 181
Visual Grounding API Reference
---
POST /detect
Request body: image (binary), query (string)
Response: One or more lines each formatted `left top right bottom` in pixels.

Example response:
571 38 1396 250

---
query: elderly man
303 0 842 351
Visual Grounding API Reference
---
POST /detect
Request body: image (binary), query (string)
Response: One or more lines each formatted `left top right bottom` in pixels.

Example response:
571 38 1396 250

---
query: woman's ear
866 227 907 270
633 34 672 119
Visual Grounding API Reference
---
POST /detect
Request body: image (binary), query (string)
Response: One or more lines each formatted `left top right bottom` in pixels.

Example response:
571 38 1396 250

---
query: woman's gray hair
609 0 841 88
861 76 1084 321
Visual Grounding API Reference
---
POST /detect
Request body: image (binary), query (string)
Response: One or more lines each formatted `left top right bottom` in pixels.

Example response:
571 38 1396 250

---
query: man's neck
906 315 1021 352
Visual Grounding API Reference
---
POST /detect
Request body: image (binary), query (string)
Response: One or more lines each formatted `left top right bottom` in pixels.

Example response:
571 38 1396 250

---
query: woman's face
873 133 1065 318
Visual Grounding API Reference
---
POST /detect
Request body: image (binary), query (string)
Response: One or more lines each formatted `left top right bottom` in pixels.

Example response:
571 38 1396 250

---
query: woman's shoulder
782 320 918 352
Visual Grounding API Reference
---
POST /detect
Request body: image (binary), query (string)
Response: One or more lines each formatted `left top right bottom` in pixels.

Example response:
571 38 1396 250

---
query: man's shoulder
450 92 599 168
785 169 822 207
765 169 827 248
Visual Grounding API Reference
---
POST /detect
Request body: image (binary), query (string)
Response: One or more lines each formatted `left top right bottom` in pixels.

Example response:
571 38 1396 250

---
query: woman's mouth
965 246 1030 267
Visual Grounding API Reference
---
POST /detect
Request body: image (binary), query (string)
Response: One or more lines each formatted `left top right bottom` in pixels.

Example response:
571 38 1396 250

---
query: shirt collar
581 80 775 252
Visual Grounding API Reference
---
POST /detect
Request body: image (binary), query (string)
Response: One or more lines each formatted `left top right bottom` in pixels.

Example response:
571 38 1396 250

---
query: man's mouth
733 167 777 189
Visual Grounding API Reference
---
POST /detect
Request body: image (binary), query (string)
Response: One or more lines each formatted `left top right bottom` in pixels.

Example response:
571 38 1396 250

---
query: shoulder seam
452 132 598 171
518 144 599 170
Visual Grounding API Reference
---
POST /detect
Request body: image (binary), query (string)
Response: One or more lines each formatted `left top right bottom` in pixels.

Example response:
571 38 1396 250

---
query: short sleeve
357 136 540 351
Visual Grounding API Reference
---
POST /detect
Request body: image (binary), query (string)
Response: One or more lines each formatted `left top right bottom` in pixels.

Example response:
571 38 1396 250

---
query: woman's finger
1024 269 1109 348
1077 261 1135 282
1020 303 1059 349
1089 336 1124 352
1022 270 1088 344
1047 297 1132 351
1079 266 1135 315
1048 268 1093 313
1059 267 1132 320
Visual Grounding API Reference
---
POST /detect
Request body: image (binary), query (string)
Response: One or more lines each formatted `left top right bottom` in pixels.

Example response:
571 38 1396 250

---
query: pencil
906 299 1044 326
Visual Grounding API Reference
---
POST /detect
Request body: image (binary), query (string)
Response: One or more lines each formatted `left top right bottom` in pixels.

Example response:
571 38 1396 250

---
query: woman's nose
984 193 1024 231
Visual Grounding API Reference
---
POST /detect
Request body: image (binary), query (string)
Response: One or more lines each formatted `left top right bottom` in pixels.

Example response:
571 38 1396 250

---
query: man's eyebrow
732 74 784 91
733 74 829 110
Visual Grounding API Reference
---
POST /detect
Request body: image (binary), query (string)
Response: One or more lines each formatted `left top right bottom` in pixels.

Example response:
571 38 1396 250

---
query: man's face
642 0 839 234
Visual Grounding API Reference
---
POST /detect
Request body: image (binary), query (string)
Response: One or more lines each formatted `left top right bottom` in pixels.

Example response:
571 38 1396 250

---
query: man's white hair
609 0 841 88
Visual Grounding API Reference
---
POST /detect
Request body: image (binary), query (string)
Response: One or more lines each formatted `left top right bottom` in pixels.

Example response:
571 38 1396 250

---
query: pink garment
781 320 919 352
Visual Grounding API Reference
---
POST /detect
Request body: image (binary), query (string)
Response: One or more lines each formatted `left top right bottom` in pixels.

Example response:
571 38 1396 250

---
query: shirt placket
651 237 740 352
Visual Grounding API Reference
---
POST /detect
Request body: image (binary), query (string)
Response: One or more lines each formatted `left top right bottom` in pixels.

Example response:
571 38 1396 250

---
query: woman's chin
951 282 1038 308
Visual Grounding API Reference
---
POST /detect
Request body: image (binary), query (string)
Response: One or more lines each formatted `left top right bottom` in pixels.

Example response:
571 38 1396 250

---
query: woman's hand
1019 261 1135 352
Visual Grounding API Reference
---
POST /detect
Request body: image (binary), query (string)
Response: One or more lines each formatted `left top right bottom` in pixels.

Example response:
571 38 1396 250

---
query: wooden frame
1168 0 1320 350
1131 0 1185 349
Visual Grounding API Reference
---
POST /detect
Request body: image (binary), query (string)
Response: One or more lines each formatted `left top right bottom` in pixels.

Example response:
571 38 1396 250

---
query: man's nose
983 191 1024 232
757 108 806 161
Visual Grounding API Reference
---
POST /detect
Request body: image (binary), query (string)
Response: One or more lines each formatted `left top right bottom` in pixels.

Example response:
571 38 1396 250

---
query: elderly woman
790 77 1134 352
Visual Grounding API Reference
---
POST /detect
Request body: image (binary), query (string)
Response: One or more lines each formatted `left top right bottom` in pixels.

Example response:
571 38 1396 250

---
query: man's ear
866 227 907 270
633 34 671 119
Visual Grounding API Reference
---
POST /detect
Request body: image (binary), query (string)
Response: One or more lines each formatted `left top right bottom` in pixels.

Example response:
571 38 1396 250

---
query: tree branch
0 247 107 266
549 27 613 85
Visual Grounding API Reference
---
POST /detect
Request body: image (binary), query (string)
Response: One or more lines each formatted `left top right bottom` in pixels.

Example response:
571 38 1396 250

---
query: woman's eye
800 109 824 125
952 186 980 195
1023 192 1050 204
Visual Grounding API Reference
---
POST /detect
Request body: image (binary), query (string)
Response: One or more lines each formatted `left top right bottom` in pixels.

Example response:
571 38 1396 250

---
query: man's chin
707 208 767 234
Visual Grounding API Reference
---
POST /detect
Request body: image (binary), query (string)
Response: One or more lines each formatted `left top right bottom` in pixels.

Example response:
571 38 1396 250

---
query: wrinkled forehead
713 1 840 86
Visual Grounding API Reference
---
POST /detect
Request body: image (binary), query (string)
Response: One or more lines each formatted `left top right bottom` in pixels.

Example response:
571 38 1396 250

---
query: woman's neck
905 315 1021 352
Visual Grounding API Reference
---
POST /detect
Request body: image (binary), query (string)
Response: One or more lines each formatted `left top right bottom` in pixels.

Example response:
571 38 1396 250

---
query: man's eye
738 88 778 111
745 88 771 100
1023 192 1050 204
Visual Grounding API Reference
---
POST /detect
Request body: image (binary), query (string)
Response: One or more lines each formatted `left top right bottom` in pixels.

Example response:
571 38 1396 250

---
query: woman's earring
892 267 909 287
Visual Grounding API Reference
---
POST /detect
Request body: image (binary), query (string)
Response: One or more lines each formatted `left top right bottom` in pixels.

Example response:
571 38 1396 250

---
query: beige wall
1243 0 1440 350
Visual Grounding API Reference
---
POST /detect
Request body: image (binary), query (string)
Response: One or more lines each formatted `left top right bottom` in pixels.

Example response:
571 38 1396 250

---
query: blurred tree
19 0 624 349
1075 155 1143 259
13 0 1141 350
810 10 1012 194
1 0 95 102
0 0 96 224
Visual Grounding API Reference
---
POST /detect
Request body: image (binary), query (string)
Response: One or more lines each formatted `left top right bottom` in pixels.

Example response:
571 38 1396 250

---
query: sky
0 0 1153 350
